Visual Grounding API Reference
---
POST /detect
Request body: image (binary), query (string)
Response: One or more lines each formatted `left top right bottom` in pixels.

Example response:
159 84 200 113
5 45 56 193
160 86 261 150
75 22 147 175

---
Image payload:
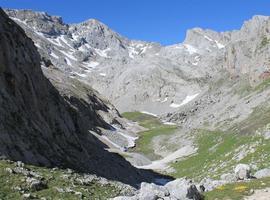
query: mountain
3 7 270 199
0 8 166 186
5 9 270 121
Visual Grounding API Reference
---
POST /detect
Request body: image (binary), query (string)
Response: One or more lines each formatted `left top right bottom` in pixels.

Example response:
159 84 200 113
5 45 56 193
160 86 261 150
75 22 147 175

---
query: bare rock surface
0 8 165 186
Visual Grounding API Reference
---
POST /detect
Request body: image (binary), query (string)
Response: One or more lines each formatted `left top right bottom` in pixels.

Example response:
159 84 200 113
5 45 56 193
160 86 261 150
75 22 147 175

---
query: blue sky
1 0 270 45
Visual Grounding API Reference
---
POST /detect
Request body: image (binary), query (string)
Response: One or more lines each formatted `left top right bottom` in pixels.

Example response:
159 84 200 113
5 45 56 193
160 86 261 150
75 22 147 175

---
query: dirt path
136 145 197 170
245 188 270 200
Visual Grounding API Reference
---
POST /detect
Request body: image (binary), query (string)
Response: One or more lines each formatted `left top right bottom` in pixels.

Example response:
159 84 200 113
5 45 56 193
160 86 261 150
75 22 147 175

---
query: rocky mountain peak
238 15 270 38
70 17 129 51
183 27 226 51
5 9 68 36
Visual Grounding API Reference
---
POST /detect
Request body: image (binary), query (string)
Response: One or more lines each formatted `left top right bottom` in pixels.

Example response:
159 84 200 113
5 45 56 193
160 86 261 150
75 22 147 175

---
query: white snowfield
100 135 122 149
170 93 199 108
184 44 198 54
50 52 59 59
99 73 107 77
95 48 111 58
215 40 225 49
204 35 213 42
141 111 158 117
84 61 99 68
137 145 197 170
117 132 138 148
163 121 177 125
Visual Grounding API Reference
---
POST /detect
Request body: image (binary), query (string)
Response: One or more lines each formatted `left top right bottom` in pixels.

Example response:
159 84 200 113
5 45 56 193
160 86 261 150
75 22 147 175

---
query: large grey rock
186 184 204 200
199 178 227 192
234 164 251 180
164 178 192 199
138 182 169 199
254 168 270 179
26 177 47 191
220 173 237 182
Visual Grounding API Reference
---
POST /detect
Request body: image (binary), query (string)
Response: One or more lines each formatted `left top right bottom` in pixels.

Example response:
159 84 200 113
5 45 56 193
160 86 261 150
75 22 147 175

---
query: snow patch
74 72 87 78
65 58 72 66
163 121 177 125
47 37 63 47
195 56 200 61
170 103 182 108
59 35 74 49
215 40 225 49
128 47 138 58
101 135 122 149
204 35 213 42
35 31 46 38
59 50 77 60
11 17 28 26
141 111 158 117
95 48 111 58
117 132 138 148
99 73 106 77
50 52 59 59
83 61 99 68
140 46 148 54
161 97 168 103
170 93 199 108
34 43 41 48
184 44 198 54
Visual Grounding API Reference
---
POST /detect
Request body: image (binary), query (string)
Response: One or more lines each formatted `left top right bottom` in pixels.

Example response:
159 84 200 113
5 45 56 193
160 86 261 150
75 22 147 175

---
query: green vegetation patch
254 78 270 92
205 177 270 200
122 112 177 160
0 160 122 200
260 36 270 48
170 130 261 181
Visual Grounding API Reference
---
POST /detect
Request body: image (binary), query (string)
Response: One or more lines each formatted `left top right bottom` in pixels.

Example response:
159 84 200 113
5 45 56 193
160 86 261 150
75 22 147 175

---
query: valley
1 6 270 200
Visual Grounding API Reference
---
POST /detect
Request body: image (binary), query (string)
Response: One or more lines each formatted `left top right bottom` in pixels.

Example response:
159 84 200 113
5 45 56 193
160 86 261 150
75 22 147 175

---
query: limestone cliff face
0 9 157 186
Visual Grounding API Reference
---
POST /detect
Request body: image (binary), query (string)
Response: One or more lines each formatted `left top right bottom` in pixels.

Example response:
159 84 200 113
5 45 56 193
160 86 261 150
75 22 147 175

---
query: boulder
15 161 25 168
199 178 227 191
186 184 204 200
234 164 251 180
26 177 47 191
165 178 192 199
220 173 237 182
112 196 138 200
138 182 169 199
138 193 158 200
254 168 270 179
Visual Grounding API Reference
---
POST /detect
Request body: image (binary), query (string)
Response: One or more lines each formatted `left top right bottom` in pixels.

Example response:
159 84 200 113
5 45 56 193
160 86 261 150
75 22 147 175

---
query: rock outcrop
0 8 162 186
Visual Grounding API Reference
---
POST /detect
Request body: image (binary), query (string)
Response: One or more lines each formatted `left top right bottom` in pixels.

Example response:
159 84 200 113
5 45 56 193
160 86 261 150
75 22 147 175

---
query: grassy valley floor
122 111 270 199
122 112 177 160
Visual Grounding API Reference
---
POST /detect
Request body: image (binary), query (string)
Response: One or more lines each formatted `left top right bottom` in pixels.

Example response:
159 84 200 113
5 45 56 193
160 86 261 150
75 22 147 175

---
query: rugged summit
0 8 162 186
5 10 270 117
